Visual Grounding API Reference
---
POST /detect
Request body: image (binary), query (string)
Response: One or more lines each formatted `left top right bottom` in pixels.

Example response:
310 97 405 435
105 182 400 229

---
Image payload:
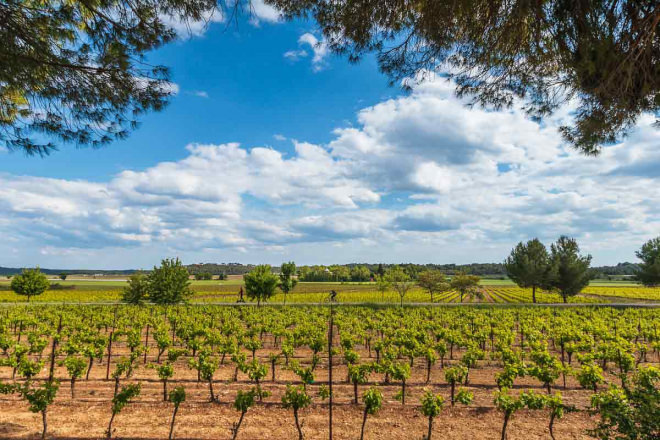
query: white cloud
286 33 329 72
284 49 308 61
2 74 660 266
162 8 225 38
135 78 180 96
192 90 209 98
248 0 281 25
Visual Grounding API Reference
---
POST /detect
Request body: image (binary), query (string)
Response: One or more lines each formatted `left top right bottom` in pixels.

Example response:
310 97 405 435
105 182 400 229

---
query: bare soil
0 325 636 440
0 356 603 439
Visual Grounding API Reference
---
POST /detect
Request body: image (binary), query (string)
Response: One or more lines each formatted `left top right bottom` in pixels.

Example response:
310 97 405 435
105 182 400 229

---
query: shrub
147 259 192 304
0 380 59 440
590 366 660 440
10 268 49 302
231 388 256 440
122 272 149 304
244 265 279 306
61 355 86 399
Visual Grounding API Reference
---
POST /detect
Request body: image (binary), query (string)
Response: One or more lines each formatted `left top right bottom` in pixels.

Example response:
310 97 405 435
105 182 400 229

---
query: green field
0 278 657 304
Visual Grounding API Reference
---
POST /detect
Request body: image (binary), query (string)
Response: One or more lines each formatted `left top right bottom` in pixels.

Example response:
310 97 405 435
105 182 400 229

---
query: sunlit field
0 279 658 304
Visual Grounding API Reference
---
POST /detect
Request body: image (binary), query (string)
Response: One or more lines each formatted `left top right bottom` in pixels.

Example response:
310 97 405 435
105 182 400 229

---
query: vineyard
1 280 659 304
0 304 658 439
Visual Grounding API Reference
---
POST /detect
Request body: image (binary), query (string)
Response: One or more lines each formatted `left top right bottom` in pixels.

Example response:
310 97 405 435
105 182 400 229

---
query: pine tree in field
546 236 593 303
505 238 550 303
635 237 660 287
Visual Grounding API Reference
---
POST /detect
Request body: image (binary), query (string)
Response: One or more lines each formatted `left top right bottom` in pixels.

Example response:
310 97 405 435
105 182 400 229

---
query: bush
590 366 660 440
48 283 76 290
10 268 49 302
107 383 141 439
147 259 192 304
122 272 149 305
244 265 278 306
231 388 256 440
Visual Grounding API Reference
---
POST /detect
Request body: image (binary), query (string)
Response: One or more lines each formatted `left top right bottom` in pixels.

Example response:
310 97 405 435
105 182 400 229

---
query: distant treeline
0 261 640 279
591 262 639 276
0 263 261 277
187 262 511 278
0 267 136 276
185 263 262 276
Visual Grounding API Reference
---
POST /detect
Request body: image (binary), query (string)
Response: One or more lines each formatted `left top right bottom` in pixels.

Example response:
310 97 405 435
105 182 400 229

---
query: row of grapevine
0 305 657 439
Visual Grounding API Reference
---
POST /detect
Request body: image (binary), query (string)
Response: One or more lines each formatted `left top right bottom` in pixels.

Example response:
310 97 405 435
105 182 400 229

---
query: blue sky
1 9 659 269
2 15 393 180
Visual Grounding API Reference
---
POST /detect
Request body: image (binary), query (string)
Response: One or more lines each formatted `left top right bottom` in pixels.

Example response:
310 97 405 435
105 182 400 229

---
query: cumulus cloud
2 74 660 265
0 141 379 254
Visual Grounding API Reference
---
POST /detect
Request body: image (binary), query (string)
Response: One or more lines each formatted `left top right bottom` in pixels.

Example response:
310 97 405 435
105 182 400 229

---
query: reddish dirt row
0 399 596 439
0 359 604 439
0 328 647 439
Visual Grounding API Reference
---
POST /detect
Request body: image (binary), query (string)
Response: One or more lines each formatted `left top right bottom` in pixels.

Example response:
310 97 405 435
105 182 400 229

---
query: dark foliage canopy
0 0 217 155
635 236 660 286
147 258 192 304
505 239 550 291
546 236 593 302
268 0 660 154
